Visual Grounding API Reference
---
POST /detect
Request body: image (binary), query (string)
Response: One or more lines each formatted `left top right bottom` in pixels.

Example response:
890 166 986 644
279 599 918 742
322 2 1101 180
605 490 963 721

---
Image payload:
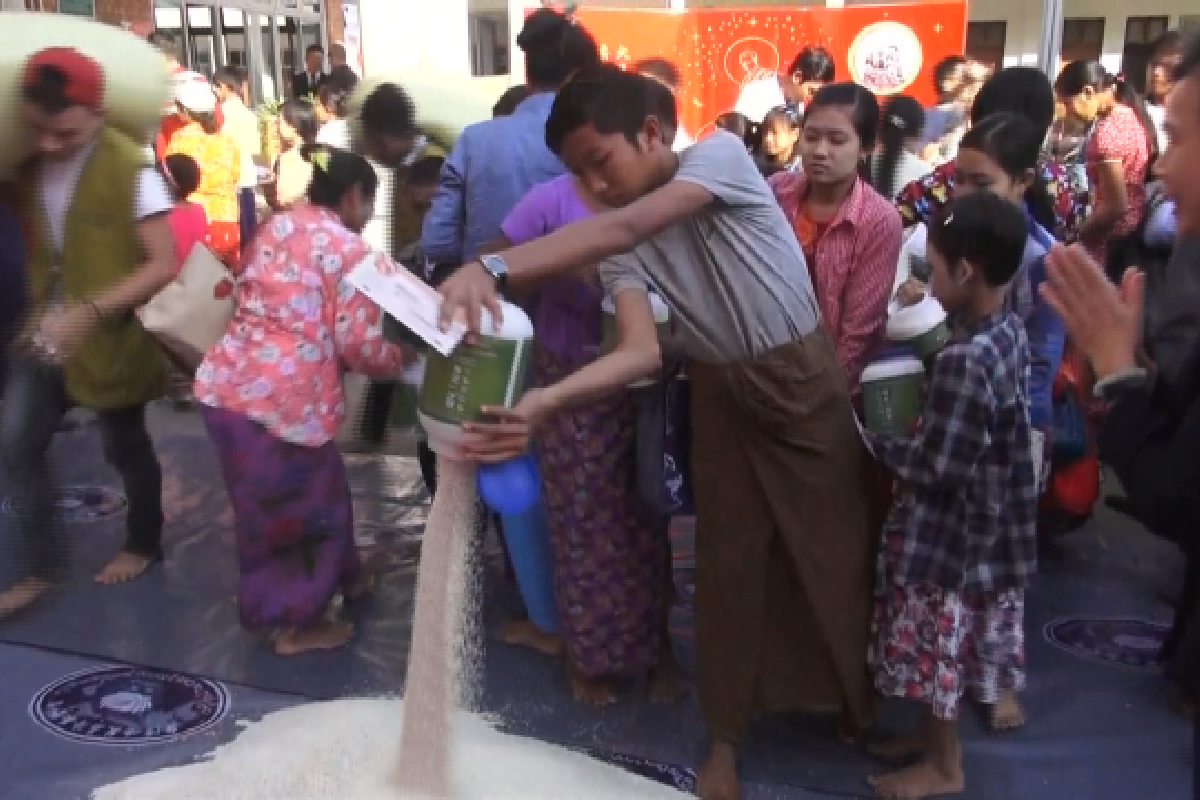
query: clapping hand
1040 244 1144 380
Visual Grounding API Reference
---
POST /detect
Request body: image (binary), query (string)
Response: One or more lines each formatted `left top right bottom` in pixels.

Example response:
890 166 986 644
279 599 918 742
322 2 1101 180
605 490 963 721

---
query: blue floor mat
0 645 301 800
0 407 1191 799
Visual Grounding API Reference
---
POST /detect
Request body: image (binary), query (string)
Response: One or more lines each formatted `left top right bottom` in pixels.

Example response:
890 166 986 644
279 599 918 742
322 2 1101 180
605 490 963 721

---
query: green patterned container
861 356 925 436
886 292 951 359
418 302 534 456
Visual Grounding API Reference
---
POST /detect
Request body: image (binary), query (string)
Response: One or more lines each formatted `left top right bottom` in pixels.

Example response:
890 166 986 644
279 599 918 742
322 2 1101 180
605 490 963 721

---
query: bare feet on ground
274 621 355 656
567 663 618 707
868 759 965 799
696 740 740 800
0 577 53 619
95 551 158 585
647 652 690 704
498 618 563 657
988 690 1026 732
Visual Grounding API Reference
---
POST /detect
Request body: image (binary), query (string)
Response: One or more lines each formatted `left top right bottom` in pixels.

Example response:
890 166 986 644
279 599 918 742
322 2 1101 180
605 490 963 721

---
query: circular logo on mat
30 666 230 745
2 485 127 523
580 748 696 793
1043 616 1169 672
848 21 924 95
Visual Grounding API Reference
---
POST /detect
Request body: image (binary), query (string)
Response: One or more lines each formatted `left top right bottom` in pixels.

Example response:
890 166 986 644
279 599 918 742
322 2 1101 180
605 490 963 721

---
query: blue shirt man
421 92 565 264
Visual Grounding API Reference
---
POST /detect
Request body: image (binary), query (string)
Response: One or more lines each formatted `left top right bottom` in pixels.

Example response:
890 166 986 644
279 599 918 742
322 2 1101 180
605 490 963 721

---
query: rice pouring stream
395 303 534 795
392 461 476 796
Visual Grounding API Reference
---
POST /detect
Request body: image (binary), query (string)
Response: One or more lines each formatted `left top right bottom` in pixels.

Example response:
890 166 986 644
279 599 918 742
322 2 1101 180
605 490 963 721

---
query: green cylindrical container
861 356 926 436
886 292 951 359
418 302 534 457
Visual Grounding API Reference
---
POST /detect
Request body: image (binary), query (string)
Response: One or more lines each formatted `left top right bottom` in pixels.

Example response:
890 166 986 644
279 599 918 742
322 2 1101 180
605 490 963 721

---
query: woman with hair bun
196 145 412 656
266 98 320 213
870 94 931 201
1055 59 1157 265
315 72 357 150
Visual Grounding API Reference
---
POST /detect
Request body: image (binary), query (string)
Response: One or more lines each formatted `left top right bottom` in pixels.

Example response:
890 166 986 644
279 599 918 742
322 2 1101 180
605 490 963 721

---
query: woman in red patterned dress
1055 60 1158 266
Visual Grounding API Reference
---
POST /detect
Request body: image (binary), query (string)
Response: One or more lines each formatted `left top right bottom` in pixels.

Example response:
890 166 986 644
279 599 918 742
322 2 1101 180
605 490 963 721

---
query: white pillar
1037 0 1064 77
358 0 470 75
507 0 525 86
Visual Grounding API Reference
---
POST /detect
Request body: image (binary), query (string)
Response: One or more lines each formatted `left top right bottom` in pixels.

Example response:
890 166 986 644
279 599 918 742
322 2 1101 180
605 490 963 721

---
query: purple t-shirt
501 174 604 367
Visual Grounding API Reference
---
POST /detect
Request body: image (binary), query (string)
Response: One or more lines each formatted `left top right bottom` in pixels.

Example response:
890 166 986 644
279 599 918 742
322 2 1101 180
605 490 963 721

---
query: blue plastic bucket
501 503 559 634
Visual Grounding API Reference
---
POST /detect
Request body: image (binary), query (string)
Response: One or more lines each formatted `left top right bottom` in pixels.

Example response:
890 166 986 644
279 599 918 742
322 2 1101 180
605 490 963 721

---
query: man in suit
292 44 327 99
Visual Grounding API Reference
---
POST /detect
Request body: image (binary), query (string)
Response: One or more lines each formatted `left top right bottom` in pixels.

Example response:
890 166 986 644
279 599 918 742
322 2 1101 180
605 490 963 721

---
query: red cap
23 47 104 110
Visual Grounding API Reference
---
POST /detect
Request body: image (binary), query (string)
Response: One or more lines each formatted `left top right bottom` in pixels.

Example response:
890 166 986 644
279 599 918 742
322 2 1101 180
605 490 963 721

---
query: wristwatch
479 253 509 290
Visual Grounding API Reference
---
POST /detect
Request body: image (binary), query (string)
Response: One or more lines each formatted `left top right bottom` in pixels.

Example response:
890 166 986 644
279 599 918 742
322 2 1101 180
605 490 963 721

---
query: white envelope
346 252 466 356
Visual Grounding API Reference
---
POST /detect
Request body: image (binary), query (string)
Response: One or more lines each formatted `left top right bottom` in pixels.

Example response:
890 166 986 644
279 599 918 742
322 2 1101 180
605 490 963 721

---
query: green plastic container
887 292 951 359
861 356 925 436
418 302 534 456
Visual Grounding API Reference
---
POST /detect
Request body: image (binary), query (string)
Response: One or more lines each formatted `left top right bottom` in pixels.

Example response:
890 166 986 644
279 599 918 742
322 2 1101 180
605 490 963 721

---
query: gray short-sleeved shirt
598 130 820 364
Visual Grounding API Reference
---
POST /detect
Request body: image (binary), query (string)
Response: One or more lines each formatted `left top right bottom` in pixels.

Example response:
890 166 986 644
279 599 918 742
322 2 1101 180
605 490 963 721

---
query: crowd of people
0 8 1198 800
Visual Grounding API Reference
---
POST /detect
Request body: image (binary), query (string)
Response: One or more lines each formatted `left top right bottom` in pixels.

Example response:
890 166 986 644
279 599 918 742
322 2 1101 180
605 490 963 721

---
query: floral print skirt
870 581 1026 720
532 347 667 679
200 404 360 631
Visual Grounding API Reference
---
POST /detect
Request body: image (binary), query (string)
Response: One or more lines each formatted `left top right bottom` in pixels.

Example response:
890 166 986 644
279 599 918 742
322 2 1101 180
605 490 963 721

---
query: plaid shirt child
867 310 1039 593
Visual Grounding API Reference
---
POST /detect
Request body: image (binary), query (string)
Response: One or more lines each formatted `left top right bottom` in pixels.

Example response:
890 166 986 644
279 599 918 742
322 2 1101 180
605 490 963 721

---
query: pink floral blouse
195 204 408 446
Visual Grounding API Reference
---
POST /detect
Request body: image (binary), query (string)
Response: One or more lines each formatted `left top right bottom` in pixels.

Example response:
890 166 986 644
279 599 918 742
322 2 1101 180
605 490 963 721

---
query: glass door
152 0 186 65
277 15 300 94
244 12 280 104
152 0 325 105
185 5 216 75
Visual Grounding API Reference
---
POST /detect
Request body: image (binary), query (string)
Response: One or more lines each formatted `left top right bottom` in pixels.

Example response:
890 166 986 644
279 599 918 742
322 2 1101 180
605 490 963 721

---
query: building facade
6 0 1199 99
5 0 342 106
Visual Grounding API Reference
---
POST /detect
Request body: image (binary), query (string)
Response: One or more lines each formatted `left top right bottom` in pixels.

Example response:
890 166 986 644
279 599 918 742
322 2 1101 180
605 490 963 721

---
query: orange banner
570 4 967 140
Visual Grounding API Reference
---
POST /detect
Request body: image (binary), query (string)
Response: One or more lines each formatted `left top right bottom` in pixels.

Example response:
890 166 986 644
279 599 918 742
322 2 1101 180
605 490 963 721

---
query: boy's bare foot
95 551 158 585
868 759 965 798
274 621 354 656
498 618 563 657
696 739 740 800
648 652 689 704
989 690 1026 732
0 577 53 619
567 664 618 706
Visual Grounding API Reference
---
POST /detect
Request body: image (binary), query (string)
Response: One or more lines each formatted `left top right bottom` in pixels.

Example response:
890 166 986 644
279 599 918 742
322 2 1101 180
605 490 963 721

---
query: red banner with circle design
568 4 967 140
